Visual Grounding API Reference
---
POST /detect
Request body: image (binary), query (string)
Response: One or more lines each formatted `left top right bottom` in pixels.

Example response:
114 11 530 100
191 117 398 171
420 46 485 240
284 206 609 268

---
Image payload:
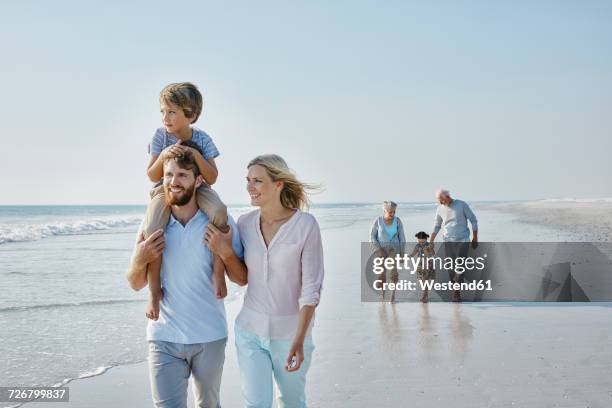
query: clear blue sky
1 1 610 204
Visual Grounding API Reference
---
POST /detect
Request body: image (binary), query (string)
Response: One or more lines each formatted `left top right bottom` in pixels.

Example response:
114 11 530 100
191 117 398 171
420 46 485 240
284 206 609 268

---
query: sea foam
0 216 142 244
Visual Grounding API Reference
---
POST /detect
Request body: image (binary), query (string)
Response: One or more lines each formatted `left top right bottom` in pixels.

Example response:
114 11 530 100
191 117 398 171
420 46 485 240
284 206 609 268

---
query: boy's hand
161 141 204 161
160 144 183 160
174 138 205 160
182 145 204 160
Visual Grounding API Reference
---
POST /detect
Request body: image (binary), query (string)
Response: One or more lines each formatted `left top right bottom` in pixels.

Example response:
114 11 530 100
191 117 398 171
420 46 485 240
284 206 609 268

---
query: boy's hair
160 82 204 123
415 231 430 239
164 140 203 177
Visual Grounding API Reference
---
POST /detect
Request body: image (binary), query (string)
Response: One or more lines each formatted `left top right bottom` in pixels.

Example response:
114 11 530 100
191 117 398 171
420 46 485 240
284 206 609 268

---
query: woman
370 201 406 303
206 154 324 408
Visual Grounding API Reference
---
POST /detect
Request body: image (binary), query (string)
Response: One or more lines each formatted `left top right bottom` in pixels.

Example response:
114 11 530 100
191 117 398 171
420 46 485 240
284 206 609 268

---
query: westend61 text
372 254 487 275
373 279 493 292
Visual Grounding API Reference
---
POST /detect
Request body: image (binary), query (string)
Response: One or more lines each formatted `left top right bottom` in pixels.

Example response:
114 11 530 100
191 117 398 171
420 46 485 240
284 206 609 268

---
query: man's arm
431 209 442 242
464 203 478 238
463 203 479 248
126 229 165 291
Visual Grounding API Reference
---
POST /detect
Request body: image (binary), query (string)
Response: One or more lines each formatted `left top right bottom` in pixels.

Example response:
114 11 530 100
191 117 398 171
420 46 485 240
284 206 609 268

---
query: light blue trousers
235 325 314 408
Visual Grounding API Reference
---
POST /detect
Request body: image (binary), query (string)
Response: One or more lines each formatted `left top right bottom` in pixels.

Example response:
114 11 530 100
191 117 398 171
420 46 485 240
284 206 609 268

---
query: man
126 146 246 408
430 188 478 302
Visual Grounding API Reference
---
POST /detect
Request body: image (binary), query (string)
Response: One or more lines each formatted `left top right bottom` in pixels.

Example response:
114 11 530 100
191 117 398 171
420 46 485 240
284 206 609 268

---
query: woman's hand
204 224 234 260
285 339 305 372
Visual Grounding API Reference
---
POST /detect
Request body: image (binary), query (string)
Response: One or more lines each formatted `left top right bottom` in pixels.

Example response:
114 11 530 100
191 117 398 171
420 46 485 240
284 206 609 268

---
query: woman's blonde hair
248 154 319 210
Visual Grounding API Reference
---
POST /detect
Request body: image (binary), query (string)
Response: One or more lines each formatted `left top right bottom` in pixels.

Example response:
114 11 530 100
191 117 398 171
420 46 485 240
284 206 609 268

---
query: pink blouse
235 209 325 340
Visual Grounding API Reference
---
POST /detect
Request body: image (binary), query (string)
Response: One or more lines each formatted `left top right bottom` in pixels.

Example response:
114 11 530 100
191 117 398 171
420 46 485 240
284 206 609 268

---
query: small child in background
142 82 229 320
410 231 436 303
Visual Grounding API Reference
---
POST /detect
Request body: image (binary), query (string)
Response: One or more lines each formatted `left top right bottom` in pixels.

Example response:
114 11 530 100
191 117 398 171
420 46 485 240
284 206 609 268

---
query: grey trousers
444 241 470 284
148 337 227 408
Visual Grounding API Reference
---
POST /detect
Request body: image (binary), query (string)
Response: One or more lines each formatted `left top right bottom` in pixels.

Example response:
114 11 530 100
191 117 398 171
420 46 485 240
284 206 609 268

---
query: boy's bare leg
143 185 170 320
421 287 429 303
212 255 227 299
195 186 228 229
195 186 229 299
389 269 398 303
145 256 163 320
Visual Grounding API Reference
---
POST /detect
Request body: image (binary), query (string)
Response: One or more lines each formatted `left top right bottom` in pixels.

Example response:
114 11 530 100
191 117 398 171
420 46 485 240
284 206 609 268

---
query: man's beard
164 183 196 206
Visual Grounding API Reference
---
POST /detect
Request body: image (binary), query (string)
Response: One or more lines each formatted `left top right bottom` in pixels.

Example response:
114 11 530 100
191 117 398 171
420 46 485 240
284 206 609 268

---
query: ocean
0 202 579 403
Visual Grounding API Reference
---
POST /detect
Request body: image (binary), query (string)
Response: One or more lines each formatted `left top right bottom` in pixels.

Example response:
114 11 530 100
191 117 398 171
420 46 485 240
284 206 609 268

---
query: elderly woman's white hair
382 201 397 211
435 188 450 198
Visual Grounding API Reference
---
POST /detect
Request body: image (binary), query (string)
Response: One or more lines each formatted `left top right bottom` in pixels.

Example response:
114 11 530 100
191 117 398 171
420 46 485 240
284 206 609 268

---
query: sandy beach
492 199 612 242
17 202 612 408
25 302 612 408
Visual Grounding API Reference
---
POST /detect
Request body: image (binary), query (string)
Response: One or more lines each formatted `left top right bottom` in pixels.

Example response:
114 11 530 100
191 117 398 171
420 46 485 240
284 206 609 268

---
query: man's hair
436 188 450 198
164 140 204 177
159 82 204 123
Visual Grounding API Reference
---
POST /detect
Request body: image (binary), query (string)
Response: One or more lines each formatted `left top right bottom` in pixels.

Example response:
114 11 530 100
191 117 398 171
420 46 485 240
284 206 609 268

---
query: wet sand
23 205 612 407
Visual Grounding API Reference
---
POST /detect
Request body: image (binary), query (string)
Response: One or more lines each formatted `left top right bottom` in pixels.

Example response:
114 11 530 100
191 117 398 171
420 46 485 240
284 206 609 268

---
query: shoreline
20 296 247 408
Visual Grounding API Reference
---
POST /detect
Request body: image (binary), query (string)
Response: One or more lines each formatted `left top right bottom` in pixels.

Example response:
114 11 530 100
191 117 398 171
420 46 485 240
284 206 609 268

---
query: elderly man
430 189 478 302
126 146 246 408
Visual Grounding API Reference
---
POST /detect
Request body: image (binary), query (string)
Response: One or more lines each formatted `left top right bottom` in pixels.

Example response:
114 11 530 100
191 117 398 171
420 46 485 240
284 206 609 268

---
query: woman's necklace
260 210 296 246
261 212 294 226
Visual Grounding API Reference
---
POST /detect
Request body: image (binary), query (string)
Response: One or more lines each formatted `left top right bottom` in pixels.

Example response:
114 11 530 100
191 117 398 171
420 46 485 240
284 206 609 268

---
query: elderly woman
205 154 324 408
370 201 406 303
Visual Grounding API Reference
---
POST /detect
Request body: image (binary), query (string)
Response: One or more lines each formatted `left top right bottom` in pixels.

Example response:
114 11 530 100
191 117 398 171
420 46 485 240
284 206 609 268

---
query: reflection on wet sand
377 302 407 364
449 304 474 361
418 303 438 356
376 302 474 365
